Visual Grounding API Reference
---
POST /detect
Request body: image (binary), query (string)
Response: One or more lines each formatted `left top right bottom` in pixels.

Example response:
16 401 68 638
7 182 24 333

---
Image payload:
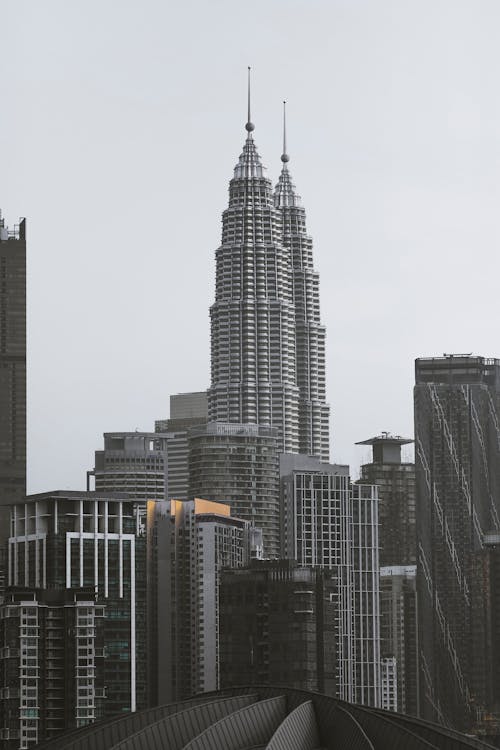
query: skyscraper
275 104 329 460
188 422 280 557
219 560 337 695
415 355 500 731
379 565 418 716
1 491 147 745
0 213 26 518
147 499 249 704
207 76 329 460
280 455 381 706
356 434 415 566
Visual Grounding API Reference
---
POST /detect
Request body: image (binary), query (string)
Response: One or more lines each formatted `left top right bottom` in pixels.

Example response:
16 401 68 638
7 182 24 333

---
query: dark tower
0 213 26 566
415 355 500 732
356 433 415 566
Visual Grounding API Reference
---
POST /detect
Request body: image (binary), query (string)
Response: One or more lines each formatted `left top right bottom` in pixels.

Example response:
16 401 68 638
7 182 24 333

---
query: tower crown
274 101 301 208
233 67 265 180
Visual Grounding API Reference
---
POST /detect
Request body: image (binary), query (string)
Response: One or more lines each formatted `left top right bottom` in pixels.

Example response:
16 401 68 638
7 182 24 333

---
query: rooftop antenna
246 66 255 133
281 100 289 163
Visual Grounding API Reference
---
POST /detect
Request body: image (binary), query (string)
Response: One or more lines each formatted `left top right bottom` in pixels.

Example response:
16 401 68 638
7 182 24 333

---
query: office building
0 492 146 746
147 498 249 704
0 214 26 550
188 422 280 558
415 355 500 731
207 87 329 459
380 565 418 716
280 455 381 706
219 560 337 694
356 433 415 566
155 391 208 500
90 432 170 505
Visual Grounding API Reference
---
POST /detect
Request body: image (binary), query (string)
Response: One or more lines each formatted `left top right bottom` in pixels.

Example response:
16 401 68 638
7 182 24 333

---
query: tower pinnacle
281 100 289 163
245 66 255 133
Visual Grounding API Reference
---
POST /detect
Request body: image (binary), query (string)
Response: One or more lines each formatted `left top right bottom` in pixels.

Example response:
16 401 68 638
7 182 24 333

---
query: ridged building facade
207 96 329 461
415 355 500 733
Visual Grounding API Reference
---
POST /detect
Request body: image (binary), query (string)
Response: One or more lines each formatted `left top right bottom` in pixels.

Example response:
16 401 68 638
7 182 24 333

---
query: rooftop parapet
0 212 25 241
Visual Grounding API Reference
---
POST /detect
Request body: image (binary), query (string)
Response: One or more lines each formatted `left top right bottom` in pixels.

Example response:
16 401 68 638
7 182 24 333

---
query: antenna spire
281 100 289 163
245 66 255 133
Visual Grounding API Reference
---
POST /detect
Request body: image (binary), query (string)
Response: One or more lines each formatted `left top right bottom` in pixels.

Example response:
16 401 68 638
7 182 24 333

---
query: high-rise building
415 354 500 731
147 498 249 705
155 391 208 500
275 105 329 460
350 482 381 708
207 83 329 460
380 657 398 712
280 455 381 706
356 434 415 566
188 422 280 558
219 560 337 695
90 432 170 502
0 588 106 749
0 214 26 537
379 565 418 716
0 491 146 746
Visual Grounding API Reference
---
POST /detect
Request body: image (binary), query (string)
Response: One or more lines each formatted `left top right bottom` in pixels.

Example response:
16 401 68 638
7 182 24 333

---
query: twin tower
208 82 330 462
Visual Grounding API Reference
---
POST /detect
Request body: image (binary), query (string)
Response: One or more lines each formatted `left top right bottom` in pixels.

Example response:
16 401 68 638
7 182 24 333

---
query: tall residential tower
0 214 26 512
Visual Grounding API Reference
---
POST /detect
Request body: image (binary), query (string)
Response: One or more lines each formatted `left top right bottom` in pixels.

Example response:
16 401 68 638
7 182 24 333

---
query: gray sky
3 0 500 492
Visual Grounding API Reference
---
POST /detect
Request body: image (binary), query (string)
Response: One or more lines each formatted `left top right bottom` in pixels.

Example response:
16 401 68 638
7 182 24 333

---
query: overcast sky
3 0 500 492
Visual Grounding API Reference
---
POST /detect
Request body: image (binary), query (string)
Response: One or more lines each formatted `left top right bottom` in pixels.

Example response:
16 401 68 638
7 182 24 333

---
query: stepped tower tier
208 83 299 453
274 102 330 461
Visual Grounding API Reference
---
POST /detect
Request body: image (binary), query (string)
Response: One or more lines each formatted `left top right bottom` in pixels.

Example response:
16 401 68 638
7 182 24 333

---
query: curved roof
33 686 496 750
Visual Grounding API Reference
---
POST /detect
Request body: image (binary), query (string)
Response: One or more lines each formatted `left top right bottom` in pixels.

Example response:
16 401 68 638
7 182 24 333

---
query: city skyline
3 1 500 492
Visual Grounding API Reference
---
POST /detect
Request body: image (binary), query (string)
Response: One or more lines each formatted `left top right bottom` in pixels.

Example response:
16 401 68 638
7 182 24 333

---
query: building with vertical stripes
415 355 500 733
0 492 146 746
280 455 381 707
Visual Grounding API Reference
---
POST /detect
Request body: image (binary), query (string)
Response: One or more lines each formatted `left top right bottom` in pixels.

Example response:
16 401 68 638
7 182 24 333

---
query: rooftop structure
90 431 171 508
356 432 413 465
32 686 496 750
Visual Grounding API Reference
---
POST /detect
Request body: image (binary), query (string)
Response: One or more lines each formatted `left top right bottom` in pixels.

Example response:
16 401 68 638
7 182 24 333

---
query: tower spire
245 66 255 133
281 100 289 163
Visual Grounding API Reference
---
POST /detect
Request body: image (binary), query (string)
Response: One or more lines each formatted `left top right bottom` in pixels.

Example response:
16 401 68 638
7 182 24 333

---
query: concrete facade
188 422 280 558
147 498 249 704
